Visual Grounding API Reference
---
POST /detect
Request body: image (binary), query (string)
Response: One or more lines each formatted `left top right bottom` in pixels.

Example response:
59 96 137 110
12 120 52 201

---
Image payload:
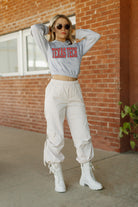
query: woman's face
53 18 70 42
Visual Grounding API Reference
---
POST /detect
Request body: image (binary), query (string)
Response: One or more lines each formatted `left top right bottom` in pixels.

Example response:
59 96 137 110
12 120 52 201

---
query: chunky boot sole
80 177 103 191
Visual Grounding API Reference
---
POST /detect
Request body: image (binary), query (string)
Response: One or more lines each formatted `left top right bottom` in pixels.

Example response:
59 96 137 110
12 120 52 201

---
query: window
0 15 76 77
23 27 49 75
0 31 22 76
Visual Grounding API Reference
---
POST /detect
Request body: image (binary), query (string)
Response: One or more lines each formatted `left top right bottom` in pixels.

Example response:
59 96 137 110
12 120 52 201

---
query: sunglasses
56 24 70 30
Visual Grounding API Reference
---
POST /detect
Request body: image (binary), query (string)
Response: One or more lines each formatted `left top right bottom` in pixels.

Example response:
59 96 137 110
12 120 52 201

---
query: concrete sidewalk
0 126 137 207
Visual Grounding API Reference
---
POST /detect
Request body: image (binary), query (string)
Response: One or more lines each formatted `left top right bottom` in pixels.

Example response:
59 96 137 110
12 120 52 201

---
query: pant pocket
75 83 84 102
44 81 54 118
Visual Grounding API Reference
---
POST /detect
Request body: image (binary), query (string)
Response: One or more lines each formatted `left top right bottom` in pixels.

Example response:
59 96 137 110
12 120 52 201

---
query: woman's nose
61 27 65 31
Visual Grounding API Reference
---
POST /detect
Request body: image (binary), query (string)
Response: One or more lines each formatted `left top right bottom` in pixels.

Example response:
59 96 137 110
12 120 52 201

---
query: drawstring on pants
48 162 55 174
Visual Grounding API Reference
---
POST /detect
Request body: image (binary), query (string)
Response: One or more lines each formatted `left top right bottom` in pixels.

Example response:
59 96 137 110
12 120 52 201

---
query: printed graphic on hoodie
52 47 78 58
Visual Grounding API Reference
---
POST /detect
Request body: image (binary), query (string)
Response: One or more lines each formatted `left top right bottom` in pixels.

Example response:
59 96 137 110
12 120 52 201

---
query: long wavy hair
48 14 74 44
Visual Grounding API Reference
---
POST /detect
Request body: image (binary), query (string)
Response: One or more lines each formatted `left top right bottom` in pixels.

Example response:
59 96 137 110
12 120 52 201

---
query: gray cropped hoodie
30 24 101 78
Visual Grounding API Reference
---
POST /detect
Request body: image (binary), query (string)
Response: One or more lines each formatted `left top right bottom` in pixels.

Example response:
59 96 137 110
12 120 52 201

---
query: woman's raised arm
76 28 101 56
30 24 50 61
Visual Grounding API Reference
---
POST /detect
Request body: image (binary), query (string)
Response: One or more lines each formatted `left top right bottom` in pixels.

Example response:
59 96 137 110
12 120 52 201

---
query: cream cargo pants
43 79 94 166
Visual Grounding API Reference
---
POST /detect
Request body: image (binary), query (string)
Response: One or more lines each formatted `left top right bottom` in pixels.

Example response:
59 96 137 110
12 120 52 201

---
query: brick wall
75 0 121 152
0 74 50 133
0 0 75 35
1 0 137 152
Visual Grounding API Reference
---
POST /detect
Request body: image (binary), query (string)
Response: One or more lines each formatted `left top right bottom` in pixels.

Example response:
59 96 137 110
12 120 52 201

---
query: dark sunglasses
56 24 70 30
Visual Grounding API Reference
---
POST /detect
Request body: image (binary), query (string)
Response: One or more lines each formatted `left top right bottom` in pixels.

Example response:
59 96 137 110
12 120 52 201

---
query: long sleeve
30 24 49 61
76 29 101 56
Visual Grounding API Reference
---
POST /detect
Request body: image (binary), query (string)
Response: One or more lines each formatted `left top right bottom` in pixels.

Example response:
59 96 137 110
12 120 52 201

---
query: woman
31 14 103 193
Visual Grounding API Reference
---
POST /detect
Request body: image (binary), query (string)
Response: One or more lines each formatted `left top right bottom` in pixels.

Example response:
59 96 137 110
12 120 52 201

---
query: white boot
48 163 66 193
80 162 103 190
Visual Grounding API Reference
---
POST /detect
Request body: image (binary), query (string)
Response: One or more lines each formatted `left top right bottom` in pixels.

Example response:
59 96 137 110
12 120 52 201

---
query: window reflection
26 35 48 72
0 39 18 73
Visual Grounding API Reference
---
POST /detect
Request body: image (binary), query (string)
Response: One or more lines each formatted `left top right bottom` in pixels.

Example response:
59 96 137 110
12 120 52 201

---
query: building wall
120 0 138 151
129 0 138 105
0 0 134 152
75 0 121 152
120 0 130 151
129 0 138 150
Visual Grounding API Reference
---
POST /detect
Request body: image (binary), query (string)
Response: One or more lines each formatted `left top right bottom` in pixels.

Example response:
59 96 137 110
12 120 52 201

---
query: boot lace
90 162 95 171
48 163 56 174
48 163 64 185
89 162 96 180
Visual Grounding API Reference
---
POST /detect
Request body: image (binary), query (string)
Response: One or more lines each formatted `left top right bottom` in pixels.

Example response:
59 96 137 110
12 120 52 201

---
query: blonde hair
48 14 74 44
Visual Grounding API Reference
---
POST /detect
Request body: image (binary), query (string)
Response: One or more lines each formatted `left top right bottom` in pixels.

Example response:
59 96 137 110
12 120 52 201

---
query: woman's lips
61 32 66 34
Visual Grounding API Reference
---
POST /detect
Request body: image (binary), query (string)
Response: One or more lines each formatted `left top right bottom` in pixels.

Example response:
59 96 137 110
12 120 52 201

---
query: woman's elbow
31 24 38 32
30 25 36 35
97 33 101 40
